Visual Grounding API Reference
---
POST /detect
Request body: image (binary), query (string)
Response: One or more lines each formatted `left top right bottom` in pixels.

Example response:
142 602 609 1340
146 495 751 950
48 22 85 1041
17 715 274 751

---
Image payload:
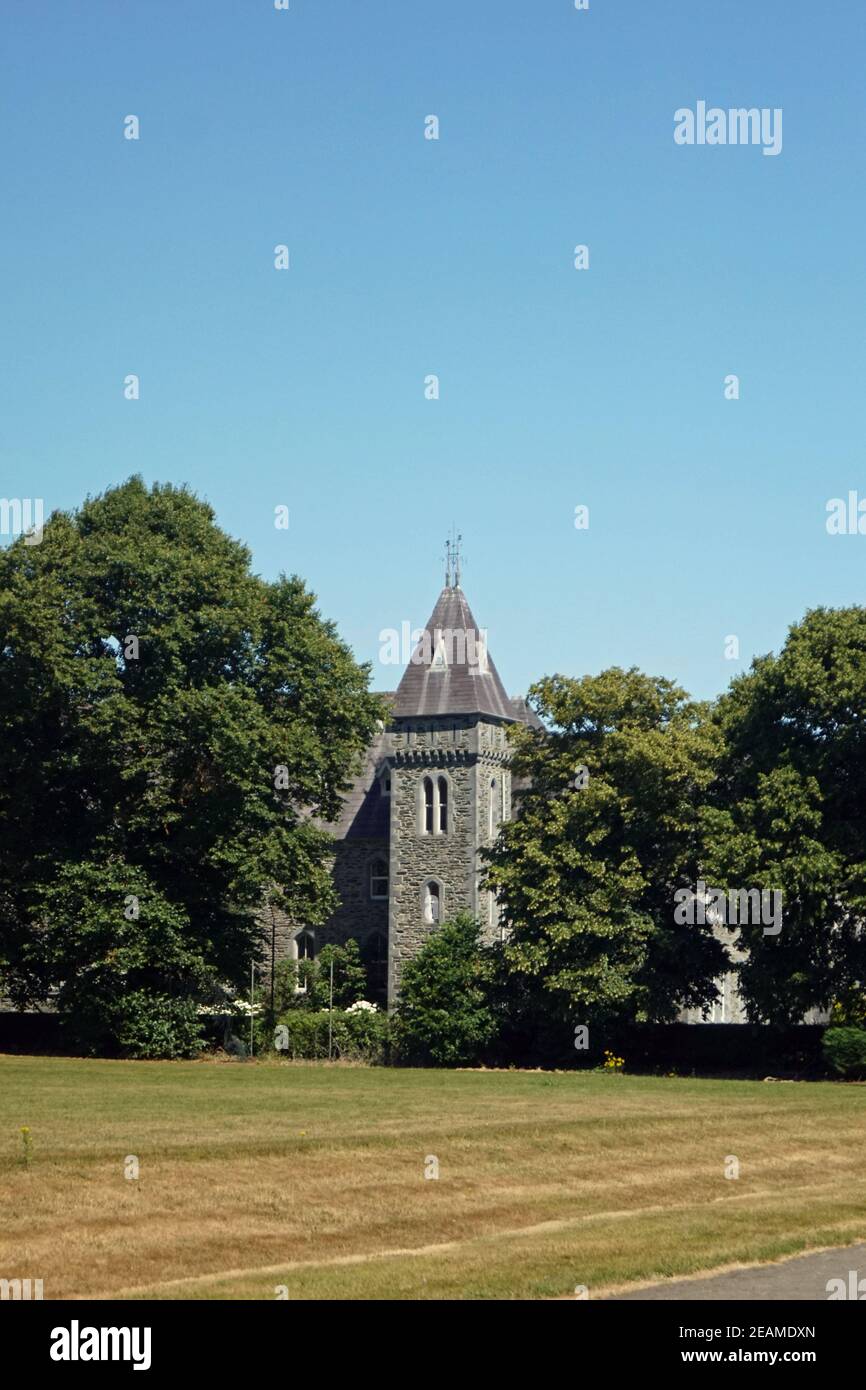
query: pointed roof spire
392 580 516 721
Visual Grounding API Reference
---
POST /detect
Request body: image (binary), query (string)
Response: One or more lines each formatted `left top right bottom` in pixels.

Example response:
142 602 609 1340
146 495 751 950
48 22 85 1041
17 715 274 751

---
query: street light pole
250 959 255 1058
270 906 276 1022
327 955 334 1061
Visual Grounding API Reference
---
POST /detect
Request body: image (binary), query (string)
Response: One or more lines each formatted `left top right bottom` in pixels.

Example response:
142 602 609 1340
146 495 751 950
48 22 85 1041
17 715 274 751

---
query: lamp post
327 955 334 1061
270 904 276 1023
250 959 255 1058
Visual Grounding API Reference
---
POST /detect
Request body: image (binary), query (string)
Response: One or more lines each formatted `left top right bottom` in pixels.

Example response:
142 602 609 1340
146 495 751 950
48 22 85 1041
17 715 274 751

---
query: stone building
265 562 818 1025
265 562 540 1009
678 923 750 1024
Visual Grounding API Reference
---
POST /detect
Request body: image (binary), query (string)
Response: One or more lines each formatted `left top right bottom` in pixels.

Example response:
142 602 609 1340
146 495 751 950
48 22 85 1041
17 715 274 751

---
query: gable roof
509 694 544 730
328 721 393 838
391 585 517 722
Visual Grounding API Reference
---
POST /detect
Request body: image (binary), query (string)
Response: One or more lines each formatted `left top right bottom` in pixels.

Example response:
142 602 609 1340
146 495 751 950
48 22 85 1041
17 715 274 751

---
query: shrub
18 859 208 1058
822 1026 866 1079
65 987 204 1059
391 913 497 1066
114 992 204 1059
264 1006 389 1062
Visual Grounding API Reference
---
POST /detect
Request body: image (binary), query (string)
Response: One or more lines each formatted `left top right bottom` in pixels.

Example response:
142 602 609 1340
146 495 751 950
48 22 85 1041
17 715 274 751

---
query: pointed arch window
489 778 497 839
295 930 316 960
420 775 449 835
437 776 448 833
424 881 441 925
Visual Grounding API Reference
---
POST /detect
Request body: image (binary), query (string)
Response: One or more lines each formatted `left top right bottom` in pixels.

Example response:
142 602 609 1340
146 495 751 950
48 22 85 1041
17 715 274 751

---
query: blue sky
2 0 865 702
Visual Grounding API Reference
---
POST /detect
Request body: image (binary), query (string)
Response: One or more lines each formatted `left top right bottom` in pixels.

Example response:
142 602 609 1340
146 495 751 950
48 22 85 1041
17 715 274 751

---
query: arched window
369 858 389 900
291 929 316 996
489 778 497 839
437 776 448 834
419 775 449 835
424 881 441 925
295 929 316 960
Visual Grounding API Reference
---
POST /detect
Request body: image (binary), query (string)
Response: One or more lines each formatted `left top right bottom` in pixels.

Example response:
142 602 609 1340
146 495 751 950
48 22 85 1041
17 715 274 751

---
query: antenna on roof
444 527 464 589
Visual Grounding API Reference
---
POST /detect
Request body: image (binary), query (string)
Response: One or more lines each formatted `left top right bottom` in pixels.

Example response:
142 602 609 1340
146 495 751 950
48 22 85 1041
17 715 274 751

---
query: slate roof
391 586 517 721
328 585 542 841
326 704 394 840
508 694 544 731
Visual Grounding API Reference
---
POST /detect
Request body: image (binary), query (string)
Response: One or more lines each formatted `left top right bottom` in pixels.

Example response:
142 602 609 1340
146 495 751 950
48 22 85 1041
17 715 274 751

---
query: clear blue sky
2 1 864 701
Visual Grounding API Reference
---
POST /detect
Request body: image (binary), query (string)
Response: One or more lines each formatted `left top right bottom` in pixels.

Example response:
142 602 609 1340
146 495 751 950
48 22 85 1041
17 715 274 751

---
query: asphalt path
605 1244 866 1300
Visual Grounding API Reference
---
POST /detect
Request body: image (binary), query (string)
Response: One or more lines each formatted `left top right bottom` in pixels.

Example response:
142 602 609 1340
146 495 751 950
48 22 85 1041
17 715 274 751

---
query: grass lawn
1 1054 864 1300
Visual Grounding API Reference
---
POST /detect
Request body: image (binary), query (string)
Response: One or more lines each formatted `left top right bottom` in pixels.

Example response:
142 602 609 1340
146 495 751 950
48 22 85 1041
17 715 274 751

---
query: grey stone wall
261 712 516 1008
387 714 513 1003
472 721 511 945
388 756 474 1003
327 838 390 947
257 839 389 979
258 900 296 972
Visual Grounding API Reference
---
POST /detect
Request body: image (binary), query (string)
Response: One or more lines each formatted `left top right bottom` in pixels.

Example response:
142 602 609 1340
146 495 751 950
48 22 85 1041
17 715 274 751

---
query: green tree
0 478 382 1054
484 669 727 1028
269 940 369 1015
703 607 866 1022
306 940 369 1011
22 859 206 1055
392 913 497 1066
270 957 301 1016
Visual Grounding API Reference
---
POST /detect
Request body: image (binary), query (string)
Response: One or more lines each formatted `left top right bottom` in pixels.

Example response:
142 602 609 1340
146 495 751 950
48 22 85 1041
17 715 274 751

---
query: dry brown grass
1 1055 864 1299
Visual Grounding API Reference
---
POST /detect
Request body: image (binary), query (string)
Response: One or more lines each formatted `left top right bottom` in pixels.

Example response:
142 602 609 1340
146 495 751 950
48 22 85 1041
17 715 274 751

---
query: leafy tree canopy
703 607 866 1022
0 478 382 1050
485 668 727 1026
271 939 369 1014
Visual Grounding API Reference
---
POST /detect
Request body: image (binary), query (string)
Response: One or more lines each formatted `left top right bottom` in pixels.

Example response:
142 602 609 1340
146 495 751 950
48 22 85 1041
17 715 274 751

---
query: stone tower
262 556 541 1012
384 575 525 1007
